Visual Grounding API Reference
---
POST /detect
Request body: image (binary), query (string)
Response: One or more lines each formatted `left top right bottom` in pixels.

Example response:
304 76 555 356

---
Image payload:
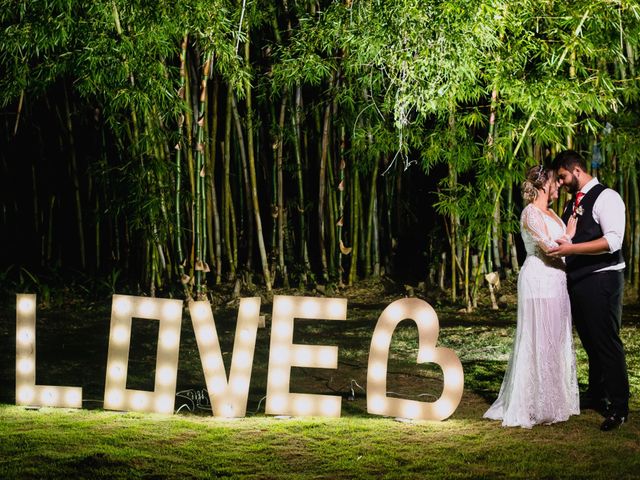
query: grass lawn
1 280 639 479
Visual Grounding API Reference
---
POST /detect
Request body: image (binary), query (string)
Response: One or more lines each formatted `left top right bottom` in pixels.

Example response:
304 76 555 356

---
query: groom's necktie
573 191 585 214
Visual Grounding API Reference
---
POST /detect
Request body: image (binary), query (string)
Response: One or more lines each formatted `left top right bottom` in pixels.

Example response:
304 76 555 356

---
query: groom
550 150 629 431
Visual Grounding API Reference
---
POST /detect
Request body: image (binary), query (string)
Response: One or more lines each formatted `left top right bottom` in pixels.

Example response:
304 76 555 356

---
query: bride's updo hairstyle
522 165 553 203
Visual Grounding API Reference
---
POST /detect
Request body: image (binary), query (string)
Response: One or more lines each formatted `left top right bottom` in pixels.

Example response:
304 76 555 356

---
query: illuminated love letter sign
367 298 464 421
189 297 260 417
15 294 83 408
103 295 183 414
266 296 347 417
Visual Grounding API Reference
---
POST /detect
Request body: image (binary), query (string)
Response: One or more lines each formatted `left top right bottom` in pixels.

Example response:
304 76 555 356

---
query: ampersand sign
366 298 464 421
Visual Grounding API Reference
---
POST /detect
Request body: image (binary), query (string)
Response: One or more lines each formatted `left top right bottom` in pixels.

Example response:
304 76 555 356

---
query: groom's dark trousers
568 271 629 416
562 183 629 417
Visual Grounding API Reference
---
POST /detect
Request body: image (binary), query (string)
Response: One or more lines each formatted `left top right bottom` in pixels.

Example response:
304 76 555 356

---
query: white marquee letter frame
367 298 464 421
103 294 183 414
15 294 83 408
189 297 260 418
266 295 347 417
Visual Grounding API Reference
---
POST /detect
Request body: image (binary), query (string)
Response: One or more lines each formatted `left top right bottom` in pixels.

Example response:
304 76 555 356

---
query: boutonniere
574 205 584 217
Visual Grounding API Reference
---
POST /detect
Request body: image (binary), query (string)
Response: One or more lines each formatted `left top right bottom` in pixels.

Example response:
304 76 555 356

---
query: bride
484 165 580 428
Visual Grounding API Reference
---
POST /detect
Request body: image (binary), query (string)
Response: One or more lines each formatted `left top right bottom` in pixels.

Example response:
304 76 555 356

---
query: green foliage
2 0 640 296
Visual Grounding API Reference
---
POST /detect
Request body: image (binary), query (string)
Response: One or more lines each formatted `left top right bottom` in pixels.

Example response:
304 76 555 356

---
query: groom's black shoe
600 412 627 431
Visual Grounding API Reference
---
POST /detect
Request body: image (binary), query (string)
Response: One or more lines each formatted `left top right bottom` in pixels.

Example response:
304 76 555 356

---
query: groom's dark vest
561 183 623 282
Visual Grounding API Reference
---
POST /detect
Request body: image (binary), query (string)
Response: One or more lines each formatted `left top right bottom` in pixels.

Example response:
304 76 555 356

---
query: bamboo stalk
192 52 213 298
486 80 501 275
276 96 287 286
358 170 366 276
372 181 380 277
210 156 223 284
448 166 457 302
383 163 396 276
242 34 271 290
149 241 156 297
491 195 502 271
326 142 337 278
364 130 379 278
464 232 471 312
223 89 237 279
228 183 239 276
206 76 222 284
291 85 311 279
337 126 347 285
506 185 519 274
148 114 170 279
348 168 360 286
271 136 278 259
318 93 332 282
174 33 190 296
326 89 342 279
231 94 254 274
182 45 196 286
13 89 24 136
269 8 291 285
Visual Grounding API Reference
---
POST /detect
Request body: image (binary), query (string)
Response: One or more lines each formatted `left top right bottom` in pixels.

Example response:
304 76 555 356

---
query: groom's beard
566 176 579 194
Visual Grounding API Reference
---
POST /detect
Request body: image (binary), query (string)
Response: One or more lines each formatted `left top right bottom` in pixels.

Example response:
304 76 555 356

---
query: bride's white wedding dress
484 203 579 428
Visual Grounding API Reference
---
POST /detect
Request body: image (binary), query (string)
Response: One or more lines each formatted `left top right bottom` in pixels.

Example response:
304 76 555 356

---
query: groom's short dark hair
552 150 587 172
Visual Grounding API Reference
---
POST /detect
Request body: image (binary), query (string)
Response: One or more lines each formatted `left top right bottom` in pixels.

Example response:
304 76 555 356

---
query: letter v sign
189 298 261 417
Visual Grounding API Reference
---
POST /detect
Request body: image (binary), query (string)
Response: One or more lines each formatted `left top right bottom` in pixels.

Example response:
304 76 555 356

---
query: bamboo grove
2 1 640 308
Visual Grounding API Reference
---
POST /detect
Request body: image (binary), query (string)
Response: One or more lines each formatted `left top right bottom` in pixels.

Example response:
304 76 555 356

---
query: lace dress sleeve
521 205 558 253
